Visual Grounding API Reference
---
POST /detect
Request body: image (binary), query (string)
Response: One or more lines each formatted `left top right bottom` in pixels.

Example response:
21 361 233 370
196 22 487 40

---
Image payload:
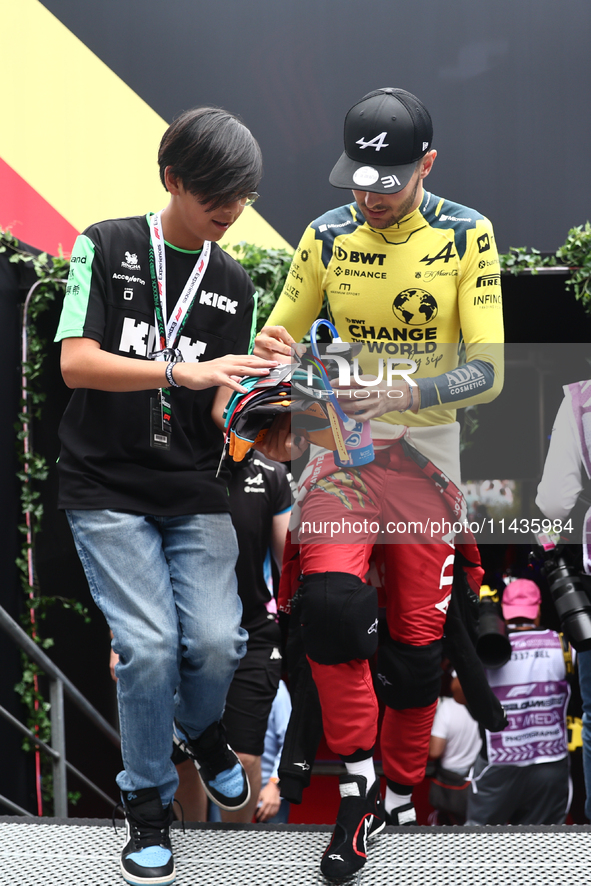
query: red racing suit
268 191 503 787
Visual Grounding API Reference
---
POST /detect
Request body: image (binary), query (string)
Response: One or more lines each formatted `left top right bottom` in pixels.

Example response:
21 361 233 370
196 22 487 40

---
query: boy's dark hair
158 107 263 211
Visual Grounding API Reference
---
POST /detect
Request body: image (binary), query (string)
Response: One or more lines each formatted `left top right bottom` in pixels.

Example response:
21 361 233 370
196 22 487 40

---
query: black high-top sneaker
120 787 175 886
320 773 385 880
173 719 250 811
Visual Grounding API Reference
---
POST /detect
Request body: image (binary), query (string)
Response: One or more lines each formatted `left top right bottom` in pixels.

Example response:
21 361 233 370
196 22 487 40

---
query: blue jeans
578 649 591 821
67 509 247 806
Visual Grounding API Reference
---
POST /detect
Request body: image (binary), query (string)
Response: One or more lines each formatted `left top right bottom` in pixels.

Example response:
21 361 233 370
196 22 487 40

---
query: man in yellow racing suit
256 87 503 879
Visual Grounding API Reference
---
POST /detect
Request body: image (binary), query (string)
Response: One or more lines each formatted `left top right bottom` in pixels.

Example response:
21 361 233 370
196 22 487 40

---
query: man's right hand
254 325 305 363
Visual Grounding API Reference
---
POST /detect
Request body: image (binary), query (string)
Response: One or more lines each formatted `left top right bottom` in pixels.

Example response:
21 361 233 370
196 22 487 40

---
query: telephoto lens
540 550 591 652
476 590 512 669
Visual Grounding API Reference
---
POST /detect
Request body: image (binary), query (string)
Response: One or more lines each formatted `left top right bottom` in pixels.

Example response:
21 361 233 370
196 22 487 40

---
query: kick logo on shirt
118 317 207 361
199 290 238 314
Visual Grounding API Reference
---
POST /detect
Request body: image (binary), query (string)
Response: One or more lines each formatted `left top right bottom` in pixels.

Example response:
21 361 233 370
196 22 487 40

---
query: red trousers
299 442 454 786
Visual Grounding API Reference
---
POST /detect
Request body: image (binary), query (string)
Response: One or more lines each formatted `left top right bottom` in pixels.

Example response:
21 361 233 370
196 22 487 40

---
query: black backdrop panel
0 246 44 813
30 294 122 817
1 253 121 816
41 0 591 252
461 272 591 483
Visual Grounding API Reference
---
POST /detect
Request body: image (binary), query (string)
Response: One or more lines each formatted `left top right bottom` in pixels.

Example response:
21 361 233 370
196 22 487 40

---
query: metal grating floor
1 817 591 886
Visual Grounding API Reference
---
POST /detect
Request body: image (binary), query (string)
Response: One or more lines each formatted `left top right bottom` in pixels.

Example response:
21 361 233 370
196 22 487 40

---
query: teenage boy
55 107 276 886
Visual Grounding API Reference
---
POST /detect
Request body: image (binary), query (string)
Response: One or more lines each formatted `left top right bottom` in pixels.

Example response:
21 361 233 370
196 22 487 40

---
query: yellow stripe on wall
0 0 292 250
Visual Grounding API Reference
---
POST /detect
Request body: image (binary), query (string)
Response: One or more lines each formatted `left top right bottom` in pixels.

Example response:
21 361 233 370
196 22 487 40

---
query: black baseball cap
329 87 433 194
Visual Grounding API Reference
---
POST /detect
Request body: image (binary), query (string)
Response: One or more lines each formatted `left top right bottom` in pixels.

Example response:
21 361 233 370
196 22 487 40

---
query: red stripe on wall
0 157 79 257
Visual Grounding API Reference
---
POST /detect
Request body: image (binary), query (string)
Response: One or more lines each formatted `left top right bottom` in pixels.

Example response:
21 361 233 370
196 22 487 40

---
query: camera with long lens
476 585 512 669
533 533 591 652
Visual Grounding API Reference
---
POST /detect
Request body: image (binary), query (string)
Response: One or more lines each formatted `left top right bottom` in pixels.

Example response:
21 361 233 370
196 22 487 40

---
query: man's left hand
331 376 420 421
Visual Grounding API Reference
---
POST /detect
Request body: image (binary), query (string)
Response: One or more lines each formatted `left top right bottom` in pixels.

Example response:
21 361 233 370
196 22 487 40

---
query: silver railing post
0 604 120 814
49 678 68 818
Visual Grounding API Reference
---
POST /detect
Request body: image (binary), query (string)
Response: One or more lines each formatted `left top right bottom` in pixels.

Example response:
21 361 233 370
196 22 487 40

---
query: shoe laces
193 723 235 776
112 800 178 849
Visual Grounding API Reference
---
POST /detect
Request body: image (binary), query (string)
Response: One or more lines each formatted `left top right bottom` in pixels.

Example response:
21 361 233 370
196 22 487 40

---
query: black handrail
0 604 119 747
0 602 120 816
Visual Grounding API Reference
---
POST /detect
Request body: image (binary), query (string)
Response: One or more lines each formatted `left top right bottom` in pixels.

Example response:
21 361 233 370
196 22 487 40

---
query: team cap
329 87 433 194
501 579 541 622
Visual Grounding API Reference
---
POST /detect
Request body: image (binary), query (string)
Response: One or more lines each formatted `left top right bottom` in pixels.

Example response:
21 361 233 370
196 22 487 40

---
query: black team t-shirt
227 452 292 640
55 214 257 516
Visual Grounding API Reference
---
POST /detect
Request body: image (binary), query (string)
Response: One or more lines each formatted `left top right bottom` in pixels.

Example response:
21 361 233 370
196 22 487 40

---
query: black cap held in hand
329 87 433 194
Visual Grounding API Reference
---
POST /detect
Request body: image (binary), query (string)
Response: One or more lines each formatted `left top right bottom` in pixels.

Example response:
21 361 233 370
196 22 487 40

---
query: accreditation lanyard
149 211 211 351
147 211 211 448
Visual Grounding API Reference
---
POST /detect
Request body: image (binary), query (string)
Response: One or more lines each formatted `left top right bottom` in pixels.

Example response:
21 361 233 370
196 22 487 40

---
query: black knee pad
299 572 378 665
375 637 442 709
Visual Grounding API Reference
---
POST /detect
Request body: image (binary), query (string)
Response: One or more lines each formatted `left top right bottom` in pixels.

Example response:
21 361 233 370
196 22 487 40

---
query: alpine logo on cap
356 131 390 152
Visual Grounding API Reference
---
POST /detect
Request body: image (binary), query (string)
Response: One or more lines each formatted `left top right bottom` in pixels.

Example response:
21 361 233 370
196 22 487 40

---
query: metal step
1 816 590 886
